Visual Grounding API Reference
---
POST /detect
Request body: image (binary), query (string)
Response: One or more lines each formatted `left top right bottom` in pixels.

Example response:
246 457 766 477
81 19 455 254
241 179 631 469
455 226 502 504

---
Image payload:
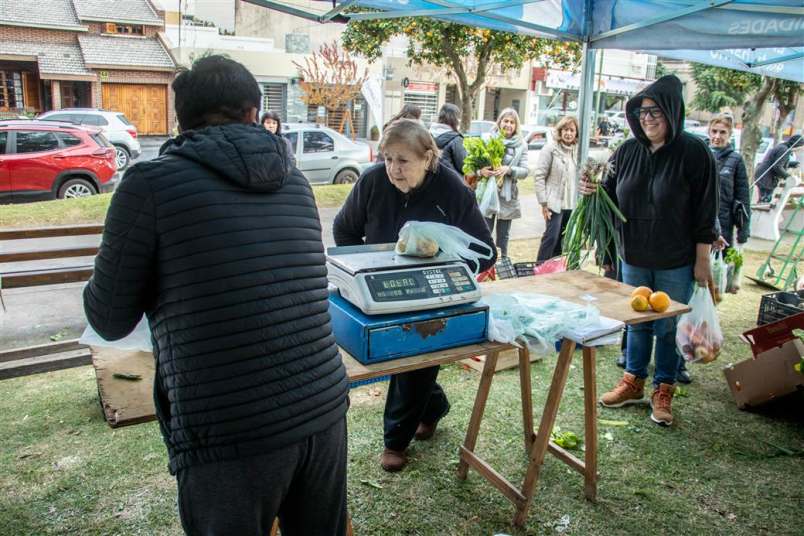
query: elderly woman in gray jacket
476 108 529 258
534 116 579 262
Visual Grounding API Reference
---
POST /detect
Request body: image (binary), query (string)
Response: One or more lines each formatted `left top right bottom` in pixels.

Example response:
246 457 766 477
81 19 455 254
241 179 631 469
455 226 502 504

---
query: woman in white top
533 115 579 262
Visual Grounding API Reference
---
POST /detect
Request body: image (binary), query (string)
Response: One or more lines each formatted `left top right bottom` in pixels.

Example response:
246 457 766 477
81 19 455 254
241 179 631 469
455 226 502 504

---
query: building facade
0 0 176 135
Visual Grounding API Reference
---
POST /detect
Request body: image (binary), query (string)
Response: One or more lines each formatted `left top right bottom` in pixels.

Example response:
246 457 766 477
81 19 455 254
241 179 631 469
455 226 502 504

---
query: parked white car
38 108 140 170
283 123 373 184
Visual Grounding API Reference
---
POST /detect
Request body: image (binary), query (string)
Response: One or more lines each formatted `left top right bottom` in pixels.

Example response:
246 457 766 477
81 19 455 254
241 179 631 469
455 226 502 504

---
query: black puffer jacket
713 147 750 245
755 135 802 190
84 124 348 474
603 75 718 269
333 162 497 272
430 123 466 177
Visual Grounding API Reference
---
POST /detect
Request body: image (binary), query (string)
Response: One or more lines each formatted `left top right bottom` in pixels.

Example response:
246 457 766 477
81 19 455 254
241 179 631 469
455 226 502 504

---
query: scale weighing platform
326 244 489 364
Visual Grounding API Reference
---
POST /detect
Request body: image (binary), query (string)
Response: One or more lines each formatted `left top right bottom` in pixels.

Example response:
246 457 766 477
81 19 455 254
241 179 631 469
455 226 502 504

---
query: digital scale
326 244 489 364
326 244 481 315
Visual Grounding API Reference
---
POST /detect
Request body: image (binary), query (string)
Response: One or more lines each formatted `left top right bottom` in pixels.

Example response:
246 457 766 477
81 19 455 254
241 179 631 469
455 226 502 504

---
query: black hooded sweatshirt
333 162 497 273
84 123 348 474
434 129 467 177
603 75 718 270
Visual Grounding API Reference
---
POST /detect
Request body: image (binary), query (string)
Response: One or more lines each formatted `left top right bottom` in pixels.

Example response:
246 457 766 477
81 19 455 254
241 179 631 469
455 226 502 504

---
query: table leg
457 349 500 480
513 338 576 527
518 345 534 454
582 346 598 502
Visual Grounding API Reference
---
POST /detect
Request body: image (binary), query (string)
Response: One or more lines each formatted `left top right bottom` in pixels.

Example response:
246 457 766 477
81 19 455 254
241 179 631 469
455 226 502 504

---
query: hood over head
626 75 685 148
160 123 289 192
785 134 802 149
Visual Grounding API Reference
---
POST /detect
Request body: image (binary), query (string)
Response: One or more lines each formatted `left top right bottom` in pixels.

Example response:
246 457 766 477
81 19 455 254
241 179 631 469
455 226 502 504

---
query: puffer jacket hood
430 123 461 148
160 123 288 192
626 75 685 148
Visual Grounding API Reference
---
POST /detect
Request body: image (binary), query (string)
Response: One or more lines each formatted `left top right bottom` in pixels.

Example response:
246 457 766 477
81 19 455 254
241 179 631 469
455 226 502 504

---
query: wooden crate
461 347 542 373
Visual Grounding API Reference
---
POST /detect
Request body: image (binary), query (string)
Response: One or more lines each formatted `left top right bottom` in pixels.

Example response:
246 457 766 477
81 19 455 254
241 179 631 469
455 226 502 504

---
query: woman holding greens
580 75 718 428
472 108 529 258
533 115 579 262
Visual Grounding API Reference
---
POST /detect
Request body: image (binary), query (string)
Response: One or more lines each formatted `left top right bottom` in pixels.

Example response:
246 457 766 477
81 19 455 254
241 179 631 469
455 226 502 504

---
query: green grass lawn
0 183 357 228
0 241 802 535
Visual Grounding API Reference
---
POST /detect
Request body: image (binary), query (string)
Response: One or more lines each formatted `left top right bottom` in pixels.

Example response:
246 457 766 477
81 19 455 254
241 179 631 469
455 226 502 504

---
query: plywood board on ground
92 348 156 428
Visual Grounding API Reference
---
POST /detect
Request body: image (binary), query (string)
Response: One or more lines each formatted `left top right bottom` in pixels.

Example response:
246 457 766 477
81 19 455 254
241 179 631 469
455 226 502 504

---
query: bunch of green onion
562 159 627 270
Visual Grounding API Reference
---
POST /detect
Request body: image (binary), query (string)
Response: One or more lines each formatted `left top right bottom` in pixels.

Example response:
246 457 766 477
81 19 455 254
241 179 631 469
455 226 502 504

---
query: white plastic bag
710 250 728 304
478 178 500 218
79 315 153 352
395 221 493 273
675 285 723 364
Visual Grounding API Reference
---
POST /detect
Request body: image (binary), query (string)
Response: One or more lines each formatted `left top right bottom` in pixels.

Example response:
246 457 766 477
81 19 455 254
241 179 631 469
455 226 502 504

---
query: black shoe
616 353 626 369
676 368 692 384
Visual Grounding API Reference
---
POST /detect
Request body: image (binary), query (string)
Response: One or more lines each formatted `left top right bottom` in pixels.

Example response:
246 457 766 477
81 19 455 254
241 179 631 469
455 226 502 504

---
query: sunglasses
632 106 664 120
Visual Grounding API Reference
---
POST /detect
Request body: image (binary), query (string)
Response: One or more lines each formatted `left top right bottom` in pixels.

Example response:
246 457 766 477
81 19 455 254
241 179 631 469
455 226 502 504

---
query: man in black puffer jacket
755 134 802 202
83 56 349 536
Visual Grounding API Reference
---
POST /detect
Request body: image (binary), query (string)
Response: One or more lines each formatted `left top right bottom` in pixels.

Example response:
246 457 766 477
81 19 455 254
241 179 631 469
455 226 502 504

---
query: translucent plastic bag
478 178 500 218
396 221 493 273
724 246 744 293
482 293 600 354
79 314 153 352
676 285 723 364
710 250 727 304
533 256 567 276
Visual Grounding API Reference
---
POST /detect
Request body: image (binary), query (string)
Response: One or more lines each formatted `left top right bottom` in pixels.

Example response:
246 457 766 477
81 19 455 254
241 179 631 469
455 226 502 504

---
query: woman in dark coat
334 119 496 473
429 103 466 177
261 110 296 168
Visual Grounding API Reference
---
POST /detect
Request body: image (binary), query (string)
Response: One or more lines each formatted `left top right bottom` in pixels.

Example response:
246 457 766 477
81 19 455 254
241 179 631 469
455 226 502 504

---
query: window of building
403 84 439 126
103 23 145 35
0 71 23 109
303 131 334 153
0 132 7 154
15 131 59 153
261 83 287 121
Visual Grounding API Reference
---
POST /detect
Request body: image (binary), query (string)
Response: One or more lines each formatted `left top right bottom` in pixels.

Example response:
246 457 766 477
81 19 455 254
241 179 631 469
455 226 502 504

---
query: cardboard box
724 313 804 409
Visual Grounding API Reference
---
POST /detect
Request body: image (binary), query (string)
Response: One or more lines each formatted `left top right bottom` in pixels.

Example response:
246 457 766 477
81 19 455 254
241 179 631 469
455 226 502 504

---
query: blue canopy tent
249 0 803 160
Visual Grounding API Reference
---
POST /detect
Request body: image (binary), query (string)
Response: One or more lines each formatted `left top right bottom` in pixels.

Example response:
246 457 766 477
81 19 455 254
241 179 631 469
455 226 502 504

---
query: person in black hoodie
83 56 349 536
583 75 718 428
334 118 496 472
429 103 466 177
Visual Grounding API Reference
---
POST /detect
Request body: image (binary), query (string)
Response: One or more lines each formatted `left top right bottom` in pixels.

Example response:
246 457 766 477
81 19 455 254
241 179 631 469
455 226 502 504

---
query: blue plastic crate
349 375 390 389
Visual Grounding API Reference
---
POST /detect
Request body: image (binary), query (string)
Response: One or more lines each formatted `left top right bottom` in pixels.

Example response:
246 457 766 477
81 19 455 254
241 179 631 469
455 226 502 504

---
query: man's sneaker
650 383 675 426
676 368 692 384
600 372 646 407
380 448 408 472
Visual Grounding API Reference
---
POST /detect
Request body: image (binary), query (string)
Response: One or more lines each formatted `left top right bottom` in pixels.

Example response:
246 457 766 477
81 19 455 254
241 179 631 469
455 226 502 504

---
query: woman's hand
694 243 714 296
494 165 511 177
541 206 552 221
578 177 597 196
712 236 728 251
479 167 494 178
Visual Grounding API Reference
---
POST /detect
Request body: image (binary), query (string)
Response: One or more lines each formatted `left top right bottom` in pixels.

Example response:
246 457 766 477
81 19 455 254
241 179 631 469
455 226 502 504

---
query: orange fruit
630 295 650 312
649 291 670 313
631 286 652 300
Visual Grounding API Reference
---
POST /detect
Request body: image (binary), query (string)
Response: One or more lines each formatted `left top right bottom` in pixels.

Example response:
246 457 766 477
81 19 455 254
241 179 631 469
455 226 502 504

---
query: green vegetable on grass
562 159 627 270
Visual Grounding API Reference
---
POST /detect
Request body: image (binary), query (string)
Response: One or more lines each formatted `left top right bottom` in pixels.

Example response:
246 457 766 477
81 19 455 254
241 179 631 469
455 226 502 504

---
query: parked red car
0 120 119 203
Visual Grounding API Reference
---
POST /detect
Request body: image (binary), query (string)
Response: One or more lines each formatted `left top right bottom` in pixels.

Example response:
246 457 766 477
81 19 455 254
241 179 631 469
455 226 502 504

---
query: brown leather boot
380 448 408 472
600 372 646 407
415 421 438 441
650 383 675 426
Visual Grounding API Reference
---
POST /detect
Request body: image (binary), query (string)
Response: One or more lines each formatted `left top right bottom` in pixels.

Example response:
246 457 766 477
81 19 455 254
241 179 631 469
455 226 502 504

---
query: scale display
367 267 475 302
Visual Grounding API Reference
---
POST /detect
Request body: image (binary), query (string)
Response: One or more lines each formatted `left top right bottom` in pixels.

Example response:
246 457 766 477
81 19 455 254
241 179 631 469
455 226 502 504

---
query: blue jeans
621 262 694 387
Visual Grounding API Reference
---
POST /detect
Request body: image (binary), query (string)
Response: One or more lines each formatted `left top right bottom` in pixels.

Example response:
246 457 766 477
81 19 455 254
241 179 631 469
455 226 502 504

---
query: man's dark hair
260 110 283 135
173 55 261 131
438 103 461 131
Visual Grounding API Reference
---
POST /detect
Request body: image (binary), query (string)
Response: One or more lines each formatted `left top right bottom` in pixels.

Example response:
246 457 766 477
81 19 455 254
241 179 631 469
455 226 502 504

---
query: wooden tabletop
481 270 690 325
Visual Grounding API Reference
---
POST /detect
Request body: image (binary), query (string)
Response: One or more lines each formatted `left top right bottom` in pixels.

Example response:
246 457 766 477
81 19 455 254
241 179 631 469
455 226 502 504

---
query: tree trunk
771 87 799 142
740 76 776 183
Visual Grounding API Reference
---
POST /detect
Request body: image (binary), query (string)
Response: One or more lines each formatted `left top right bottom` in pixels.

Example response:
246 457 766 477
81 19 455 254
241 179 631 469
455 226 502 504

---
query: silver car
38 108 141 170
283 124 373 184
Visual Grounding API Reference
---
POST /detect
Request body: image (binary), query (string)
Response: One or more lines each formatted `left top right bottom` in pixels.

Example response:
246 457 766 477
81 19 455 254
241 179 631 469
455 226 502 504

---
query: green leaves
462 135 505 175
724 247 744 270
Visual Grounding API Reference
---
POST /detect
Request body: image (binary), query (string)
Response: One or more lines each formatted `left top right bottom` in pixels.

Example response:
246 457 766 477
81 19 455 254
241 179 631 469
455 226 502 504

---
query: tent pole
577 43 597 167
